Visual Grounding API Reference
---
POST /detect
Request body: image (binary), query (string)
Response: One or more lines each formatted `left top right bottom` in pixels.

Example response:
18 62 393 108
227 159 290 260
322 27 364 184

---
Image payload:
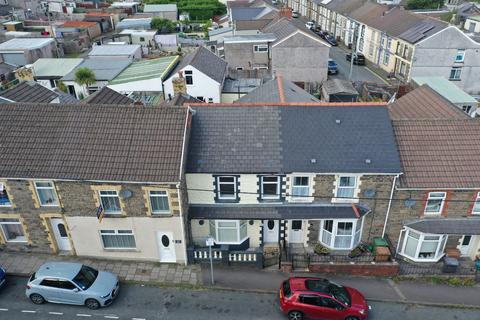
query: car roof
289 277 330 293
35 262 83 280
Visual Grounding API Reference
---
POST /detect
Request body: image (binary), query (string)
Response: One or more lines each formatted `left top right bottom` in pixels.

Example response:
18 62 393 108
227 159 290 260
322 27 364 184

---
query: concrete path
0 251 200 286
201 265 480 308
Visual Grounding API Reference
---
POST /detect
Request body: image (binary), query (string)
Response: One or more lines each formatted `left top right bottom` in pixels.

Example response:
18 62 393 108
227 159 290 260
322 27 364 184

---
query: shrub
314 243 330 255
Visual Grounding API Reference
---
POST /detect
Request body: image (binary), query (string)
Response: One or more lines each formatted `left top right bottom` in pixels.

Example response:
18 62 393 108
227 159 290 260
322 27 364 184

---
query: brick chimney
279 7 292 19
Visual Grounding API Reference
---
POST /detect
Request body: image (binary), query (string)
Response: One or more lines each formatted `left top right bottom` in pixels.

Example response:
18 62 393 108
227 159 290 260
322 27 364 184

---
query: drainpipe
382 173 401 238
177 182 188 266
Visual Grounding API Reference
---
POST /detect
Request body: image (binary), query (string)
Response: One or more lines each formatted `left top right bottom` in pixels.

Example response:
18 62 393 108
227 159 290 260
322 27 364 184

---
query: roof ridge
189 102 387 107
276 75 285 103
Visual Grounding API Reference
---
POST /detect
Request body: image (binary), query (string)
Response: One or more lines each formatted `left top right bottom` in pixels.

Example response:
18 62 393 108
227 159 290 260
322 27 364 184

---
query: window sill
5 240 28 244
399 252 443 263
215 199 239 204
331 198 359 204
448 79 461 81
103 248 139 252
423 213 442 216
151 213 173 217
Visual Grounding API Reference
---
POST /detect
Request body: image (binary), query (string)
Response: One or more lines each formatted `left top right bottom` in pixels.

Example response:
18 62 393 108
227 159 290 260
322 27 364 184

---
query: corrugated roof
32 58 84 78
187 105 401 174
412 76 477 104
143 4 177 12
393 119 480 188
88 44 141 56
0 38 54 51
323 79 358 95
389 85 469 120
61 59 132 81
0 81 58 103
110 56 178 85
0 103 189 183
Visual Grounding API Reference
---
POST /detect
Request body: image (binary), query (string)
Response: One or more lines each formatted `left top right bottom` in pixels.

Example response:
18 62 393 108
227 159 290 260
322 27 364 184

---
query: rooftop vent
311 158 317 164
335 119 341 124
365 159 371 164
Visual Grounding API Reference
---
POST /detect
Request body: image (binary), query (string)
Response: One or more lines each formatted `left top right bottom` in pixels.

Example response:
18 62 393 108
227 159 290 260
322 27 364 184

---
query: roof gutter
382 172 402 238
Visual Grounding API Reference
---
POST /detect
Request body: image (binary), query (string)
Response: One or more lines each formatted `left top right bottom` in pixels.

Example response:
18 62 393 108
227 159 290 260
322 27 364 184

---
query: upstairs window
260 176 280 200
99 190 121 214
336 176 356 199
291 177 309 199
0 183 11 207
424 192 446 215
472 192 480 214
149 190 170 214
184 70 193 85
34 181 59 206
253 44 268 53
449 67 462 80
455 49 465 63
216 176 237 200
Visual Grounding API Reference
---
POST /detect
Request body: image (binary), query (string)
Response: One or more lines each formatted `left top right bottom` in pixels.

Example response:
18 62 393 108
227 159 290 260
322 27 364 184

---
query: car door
56 280 83 305
317 297 345 320
38 279 61 302
297 295 322 319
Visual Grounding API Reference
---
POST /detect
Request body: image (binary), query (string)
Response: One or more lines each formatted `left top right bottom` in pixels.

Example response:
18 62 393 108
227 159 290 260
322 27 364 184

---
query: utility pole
348 23 357 81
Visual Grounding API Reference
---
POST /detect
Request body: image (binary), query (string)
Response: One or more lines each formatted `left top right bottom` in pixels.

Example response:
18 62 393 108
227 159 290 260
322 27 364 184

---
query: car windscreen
328 283 351 306
72 265 99 290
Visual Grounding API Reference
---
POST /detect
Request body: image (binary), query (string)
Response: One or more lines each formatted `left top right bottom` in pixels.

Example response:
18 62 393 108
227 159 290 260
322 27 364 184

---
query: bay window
424 192 446 215
319 219 363 250
209 220 248 244
400 229 447 262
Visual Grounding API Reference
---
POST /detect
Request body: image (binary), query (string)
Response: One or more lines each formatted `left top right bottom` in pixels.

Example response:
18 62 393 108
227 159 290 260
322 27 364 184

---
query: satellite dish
119 189 133 199
404 199 416 208
364 188 376 198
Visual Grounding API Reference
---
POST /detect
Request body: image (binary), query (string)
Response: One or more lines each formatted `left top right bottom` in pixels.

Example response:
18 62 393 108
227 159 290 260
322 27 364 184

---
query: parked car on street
292 11 300 18
324 35 338 46
305 21 315 30
346 52 366 65
26 262 119 310
328 59 338 75
0 266 6 289
279 277 369 320
316 30 328 39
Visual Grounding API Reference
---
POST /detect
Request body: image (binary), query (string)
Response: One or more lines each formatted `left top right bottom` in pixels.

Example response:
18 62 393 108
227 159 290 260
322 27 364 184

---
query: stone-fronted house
0 103 192 264
185 103 401 266
387 90 480 262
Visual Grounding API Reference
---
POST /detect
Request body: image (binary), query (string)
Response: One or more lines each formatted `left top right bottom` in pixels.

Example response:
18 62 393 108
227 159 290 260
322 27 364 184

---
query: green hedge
145 0 226 20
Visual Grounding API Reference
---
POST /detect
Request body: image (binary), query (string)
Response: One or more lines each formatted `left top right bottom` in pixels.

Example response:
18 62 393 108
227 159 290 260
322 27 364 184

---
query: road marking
49 312 64 315
132 318 146 320
21 310 36 313
104 316 119 319
387 279 407 300
77 314 92 317
0 308 8 311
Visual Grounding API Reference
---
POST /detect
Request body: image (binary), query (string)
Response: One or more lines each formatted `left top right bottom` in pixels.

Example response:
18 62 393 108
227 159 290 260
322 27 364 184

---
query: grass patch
391 275 477 287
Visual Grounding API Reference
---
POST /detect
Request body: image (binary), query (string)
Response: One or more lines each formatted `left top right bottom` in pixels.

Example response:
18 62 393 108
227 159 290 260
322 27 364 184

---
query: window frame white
472 192 480 215
319 218 363 250
449 67 462 80
99 190 122 215
400 228 447 262
334 176 358 202
100 229 136 249
212 220 248 244
0 218 27 243
424 192 446 215
253 44 268 53
216 176 237 200
148 190 170 215
291 176 310 201
455 49 465 63
34 181 59 207
260 176 281 200
0 183 12 207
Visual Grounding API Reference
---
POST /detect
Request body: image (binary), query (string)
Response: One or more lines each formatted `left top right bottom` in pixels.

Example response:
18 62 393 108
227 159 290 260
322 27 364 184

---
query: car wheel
29 293 45 305
288 311 304 320
345 316 360 320
85 299 101 310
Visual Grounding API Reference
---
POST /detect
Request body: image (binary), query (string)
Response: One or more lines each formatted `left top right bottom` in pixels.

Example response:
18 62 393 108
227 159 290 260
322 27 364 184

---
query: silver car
26 262 119 309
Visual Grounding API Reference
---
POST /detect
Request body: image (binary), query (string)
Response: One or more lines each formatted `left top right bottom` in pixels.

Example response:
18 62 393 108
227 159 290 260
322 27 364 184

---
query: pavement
0 251 200 286
2 276 480 320
200 265 480 309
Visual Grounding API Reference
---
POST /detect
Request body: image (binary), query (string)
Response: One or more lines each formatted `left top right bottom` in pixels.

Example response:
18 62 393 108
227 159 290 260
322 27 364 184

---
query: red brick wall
308 262 399 276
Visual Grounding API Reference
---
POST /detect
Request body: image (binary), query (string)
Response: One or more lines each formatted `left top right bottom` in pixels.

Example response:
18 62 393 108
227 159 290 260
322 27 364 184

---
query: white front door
50 218 71 251
289 220 304 243
157 232 176 263
459 235 473 256
263 220 279 243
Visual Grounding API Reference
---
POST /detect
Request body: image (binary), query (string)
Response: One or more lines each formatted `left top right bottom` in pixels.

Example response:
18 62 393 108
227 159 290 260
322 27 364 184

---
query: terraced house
185 103 401 267
0 103 191 264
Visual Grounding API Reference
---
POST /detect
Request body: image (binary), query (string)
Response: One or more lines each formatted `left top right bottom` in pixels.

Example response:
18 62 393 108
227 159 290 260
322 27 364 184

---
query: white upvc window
449 67 462 80
34 181 59 207
400 229 447 262
472 192 480 215
209 220 248 244
253 44 268 53
216 176 237 200
424 192 446 215
0 183 11 207
260 176 280 200
184 70 193 85
291 176 310 200
149 190 170 214
319 219 363 250
0 218 27 243
99 190 121 214
455 49 465 62
100 230 136 249
335 176 357 200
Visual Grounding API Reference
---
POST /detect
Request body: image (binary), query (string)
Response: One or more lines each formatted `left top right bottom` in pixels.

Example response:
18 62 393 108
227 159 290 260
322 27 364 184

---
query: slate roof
187 105 401 174
392 120 480 188
159 93 202 107
231 7 271 20
235 19 272 31
168 47 227 84
61 59 131 81
389 85 468 120
0 82 58 103
406 219 480 235
83 87 133 105
189 203 369 220
237 76 319 103
54 89 80 104
0 104 189 183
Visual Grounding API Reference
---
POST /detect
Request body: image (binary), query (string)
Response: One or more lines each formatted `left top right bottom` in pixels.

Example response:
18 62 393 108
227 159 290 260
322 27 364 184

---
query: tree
151 17 175 33
74 67 96 87
405 0 443 10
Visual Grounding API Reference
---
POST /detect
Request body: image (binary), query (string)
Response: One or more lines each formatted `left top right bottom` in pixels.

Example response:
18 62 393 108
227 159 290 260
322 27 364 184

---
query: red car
279 277 369 320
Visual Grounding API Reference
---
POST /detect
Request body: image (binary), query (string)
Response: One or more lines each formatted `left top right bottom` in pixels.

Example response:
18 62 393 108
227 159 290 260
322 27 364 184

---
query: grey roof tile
406 218 480 235
83 87 134 105
0 81 58 103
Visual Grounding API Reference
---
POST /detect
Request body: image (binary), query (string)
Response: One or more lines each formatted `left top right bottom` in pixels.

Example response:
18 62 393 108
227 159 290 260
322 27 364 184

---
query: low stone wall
308 262 399 276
